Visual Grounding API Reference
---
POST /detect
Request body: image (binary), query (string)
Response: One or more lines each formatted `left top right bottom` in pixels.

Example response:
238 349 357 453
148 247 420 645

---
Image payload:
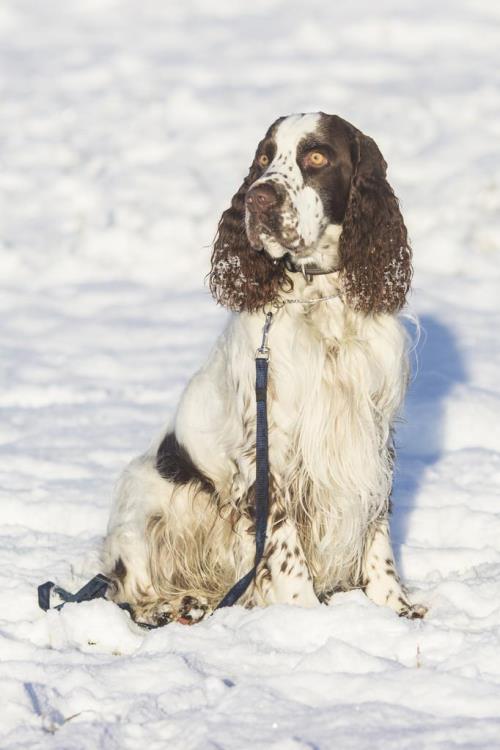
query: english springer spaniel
103 112 427 626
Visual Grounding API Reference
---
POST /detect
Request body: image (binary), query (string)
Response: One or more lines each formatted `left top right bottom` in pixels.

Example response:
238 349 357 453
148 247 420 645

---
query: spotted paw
399 602 428 620
132 600 176 629
176 595 210 625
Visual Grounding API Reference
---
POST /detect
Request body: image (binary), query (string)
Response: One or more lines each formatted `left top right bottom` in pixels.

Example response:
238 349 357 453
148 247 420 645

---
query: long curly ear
339 132 412 315
209 163 289 313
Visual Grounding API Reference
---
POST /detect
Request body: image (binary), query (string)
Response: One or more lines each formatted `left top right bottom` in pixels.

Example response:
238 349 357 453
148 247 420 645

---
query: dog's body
102 113 426 625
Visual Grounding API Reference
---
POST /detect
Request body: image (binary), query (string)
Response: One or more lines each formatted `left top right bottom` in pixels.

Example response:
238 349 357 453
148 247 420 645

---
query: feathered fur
102 112 426 625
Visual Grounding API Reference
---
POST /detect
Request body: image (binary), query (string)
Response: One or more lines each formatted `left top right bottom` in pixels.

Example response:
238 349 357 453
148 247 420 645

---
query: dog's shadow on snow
390 313 467 566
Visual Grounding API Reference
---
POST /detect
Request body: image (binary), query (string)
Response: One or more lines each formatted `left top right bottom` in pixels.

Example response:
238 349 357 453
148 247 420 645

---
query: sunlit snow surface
1 1 500 747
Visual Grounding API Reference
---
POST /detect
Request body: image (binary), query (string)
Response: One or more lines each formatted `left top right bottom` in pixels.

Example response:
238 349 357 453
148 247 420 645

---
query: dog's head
209 113 412 315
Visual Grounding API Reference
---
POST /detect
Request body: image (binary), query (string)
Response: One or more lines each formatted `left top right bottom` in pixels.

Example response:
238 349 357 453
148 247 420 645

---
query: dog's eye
258 154 269 168
304 151 329 169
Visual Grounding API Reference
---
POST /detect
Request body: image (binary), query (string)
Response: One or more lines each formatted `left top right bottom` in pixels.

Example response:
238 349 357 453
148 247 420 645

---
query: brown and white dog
102 112 426 626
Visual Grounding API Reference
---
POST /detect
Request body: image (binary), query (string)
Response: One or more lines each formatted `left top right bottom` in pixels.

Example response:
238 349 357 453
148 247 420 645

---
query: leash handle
38 573 112 612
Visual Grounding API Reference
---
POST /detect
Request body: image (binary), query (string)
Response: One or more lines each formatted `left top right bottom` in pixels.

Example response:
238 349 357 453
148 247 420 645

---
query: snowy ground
1 0 500 747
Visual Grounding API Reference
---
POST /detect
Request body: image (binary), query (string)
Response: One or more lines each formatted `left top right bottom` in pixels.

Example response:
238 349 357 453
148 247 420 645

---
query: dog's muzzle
245 181 299 254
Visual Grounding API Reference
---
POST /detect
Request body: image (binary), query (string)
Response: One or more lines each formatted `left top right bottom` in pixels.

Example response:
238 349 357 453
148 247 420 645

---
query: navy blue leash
216 312 273 608
37 312 274 622
38 573 112 612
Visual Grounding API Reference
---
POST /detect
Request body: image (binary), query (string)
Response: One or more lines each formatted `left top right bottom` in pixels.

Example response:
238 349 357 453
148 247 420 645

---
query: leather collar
284 255 339 282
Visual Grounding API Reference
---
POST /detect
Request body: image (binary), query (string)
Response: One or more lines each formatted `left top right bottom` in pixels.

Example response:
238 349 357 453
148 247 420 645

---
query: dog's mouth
246 221 312 259
258 233 301 259
247 222 343 277
245 188 342 273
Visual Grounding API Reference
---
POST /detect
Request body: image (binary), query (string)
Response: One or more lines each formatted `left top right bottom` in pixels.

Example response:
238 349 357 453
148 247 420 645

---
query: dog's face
210 112 412 315
245 113 354 264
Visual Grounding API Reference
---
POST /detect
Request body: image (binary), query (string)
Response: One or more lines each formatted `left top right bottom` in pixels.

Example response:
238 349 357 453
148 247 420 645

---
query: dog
102 112 426 625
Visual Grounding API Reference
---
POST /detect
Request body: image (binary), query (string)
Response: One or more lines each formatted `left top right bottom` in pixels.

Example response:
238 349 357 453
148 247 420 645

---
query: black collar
284 255 339 282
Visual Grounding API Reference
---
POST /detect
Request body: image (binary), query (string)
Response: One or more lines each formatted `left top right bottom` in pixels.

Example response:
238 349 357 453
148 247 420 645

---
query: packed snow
1 0 500 747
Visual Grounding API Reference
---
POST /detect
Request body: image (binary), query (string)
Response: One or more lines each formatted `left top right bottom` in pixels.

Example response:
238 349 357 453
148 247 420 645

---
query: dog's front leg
362 515 427 619
253 511 319 608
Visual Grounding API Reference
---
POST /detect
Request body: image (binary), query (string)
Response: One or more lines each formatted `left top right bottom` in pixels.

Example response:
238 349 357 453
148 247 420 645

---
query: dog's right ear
209 160 288 313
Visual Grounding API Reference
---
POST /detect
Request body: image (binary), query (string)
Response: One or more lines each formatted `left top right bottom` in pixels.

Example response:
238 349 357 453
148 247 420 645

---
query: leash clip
256 312 273 361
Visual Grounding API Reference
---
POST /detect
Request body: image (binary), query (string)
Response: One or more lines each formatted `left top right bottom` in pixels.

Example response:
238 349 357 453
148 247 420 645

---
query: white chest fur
237 284 409 588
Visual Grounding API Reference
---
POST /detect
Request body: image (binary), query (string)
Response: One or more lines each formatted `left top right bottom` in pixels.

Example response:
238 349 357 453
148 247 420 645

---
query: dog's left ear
209 162 288 313
339 131 412 315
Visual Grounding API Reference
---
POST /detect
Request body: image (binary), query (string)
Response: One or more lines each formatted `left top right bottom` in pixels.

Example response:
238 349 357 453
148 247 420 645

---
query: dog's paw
398 602 428 620
128 595 211 628
131 600 176 629
176 595 210 625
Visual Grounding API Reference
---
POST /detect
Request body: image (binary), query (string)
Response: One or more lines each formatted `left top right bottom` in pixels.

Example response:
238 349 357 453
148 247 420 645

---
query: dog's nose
246 184 278 213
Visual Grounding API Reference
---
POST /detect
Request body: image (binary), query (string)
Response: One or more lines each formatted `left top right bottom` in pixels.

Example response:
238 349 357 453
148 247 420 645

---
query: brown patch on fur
267 542 277 558
272 506 287 530
156 432 214 494
112 557 127 583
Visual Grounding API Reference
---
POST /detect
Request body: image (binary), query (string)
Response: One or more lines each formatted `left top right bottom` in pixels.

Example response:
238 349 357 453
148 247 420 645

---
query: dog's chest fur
242 293 407 589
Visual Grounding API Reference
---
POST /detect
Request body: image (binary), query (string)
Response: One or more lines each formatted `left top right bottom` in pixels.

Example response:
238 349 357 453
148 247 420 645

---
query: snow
1 0 500 747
